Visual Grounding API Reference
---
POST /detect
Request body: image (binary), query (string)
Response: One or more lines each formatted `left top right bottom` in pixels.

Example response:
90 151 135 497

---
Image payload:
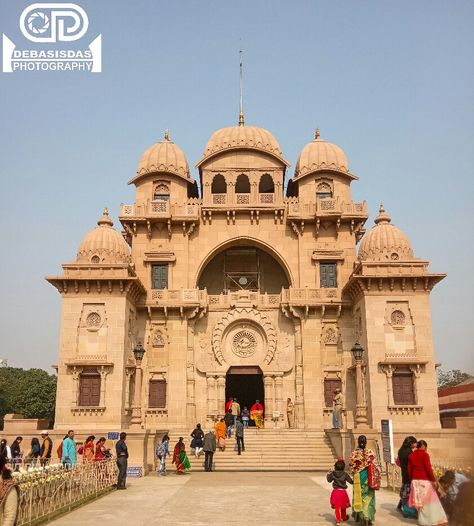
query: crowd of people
325 434 472 526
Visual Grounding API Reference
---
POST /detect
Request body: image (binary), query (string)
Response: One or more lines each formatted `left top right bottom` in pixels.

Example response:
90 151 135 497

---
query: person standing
286 398 295 429
396 436 417 517
29 437 41 466
172 437 191 475
115 432 129 489
82 435 96 463
408 440 448 526
61 430 77 468
225 397 233 413
0 440 11 463
203 429 216 472
0 456 19 526
241 406 250 428
231 398 241 429
215 418 227 451
156 434 170 476
190 423 204 458
10 437 22 471
224 409 234 438
349 435 377 525
327 458 353 526
235 417 245 455
94 437 110 461
250 400 264 428
39 431 53 467
332 388 343 429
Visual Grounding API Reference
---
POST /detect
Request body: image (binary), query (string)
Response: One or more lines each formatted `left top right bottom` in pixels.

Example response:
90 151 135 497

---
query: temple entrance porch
225 366 264 425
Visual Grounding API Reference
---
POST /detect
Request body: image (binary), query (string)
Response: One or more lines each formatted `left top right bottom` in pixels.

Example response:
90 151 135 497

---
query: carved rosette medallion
86 312 101 330
232 329 257 357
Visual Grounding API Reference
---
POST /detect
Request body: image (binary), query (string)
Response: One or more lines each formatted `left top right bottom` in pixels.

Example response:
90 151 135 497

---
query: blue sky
0 0 472 372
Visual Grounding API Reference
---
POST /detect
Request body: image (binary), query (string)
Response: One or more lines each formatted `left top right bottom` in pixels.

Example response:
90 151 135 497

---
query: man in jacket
203 429 217 472
224 409 234 438
115 432 129 489
235 417 245 455
231 398 241 428
39 431 53 467
61 430 77 468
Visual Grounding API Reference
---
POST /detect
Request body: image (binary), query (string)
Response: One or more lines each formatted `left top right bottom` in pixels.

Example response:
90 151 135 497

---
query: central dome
198 125 289 166
295 129 350 179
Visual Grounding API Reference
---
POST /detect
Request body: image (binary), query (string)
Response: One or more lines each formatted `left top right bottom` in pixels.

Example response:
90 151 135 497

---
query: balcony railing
287 198 367 218
120 200 200 219
208 291 281 309
281 287 340 303
149 288 204 305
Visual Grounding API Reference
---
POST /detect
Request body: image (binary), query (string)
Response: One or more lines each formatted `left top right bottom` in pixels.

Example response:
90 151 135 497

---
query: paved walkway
51 472 415 525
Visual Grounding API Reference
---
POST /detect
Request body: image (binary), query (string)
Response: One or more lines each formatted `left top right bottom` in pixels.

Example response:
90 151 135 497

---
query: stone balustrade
14 459 117 526
281 287 341 304
287 197 367 218
119 200 201 219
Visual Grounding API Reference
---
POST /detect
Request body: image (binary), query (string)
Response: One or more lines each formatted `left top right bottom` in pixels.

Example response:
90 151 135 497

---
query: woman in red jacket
408 440 447 526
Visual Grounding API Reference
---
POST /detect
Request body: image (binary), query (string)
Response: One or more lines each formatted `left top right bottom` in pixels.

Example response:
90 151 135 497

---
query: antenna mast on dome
239 46 244 126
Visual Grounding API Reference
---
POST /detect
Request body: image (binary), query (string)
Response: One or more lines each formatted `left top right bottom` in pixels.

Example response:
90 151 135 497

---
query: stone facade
46 123 446 437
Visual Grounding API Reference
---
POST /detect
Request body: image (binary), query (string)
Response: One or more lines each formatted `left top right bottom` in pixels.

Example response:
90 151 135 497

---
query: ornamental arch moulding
194 236 294 291
211 308 277 368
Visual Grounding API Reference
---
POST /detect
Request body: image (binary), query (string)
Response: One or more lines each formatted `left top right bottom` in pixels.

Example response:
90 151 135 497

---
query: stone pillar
382 365 394 406
98 365 110 408
125 368 134 410
186 320 196 427
264 375 274 424
71 366 83 407
130 359 144 427
355 361 368 427
293 319 305 428
274 374 283 425
216 375 226 417
206 375 216 420
409 364 422 405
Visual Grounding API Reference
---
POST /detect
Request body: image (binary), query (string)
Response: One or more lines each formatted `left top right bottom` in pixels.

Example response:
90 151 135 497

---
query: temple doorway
225 366 264 425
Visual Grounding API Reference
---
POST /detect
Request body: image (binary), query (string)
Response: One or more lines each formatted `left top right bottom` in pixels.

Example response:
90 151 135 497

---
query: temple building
46 120 446 444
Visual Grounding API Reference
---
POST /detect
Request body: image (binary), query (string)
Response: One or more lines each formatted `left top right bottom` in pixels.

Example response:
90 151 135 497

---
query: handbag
367 463 381 490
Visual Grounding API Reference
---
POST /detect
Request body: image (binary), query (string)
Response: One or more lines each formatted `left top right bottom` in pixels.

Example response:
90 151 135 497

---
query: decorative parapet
119 200 200 220
70 407 106 415
207 291 281 310
287 198 367 219
149 288 204 305
281 287 341 304
388 405 423 415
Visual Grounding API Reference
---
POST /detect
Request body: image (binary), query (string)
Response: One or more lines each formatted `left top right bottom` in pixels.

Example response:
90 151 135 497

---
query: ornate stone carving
324 327 338 344
86 312 101 329
391 310 405 326
232 329 257 357
212 308 277 365
152 330 165 347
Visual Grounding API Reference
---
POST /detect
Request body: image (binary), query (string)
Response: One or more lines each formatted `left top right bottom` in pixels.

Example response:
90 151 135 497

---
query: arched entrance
226 366 264 425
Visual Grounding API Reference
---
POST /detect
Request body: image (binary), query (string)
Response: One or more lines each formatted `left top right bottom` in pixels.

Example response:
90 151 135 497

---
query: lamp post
130 342 145 427
351 342 368 427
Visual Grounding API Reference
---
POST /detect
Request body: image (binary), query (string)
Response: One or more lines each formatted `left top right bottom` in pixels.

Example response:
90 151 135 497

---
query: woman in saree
349 435 376 526
408 440 447 526
215 418 227 451
250 400 264 429
172 437 191 475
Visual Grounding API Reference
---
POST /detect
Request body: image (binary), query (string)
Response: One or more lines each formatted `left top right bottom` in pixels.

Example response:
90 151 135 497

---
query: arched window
235 174 250 193
153 182 170 201
316 182 332 199
211 174 227 194
259 174 274 193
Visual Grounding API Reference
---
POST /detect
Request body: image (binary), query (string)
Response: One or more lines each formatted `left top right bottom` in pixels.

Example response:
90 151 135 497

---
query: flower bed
13 460 118 525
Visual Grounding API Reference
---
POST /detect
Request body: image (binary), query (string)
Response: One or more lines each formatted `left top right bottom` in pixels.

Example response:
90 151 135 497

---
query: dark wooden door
79 375 101 406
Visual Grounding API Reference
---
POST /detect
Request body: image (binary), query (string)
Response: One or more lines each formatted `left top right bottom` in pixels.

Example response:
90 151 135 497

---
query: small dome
295 129 349 179
359 205 414 261
198 125 289 166
77 209 130 264
136 130 190 180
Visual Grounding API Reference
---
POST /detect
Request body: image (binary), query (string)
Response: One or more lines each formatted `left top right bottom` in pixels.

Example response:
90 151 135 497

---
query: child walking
327 458 353 525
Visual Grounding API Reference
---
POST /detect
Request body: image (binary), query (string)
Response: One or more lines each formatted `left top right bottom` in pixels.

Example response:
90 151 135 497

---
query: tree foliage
0 368 57 429
437 368 473 389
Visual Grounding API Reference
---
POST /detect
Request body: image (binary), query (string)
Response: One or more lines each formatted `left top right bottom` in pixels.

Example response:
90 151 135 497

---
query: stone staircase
168 429 337 471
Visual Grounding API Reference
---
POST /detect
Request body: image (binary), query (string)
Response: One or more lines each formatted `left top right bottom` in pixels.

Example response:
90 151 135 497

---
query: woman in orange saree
215 419 227 451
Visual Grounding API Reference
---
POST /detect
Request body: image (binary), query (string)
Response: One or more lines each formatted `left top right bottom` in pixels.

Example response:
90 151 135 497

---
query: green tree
437 368 473 389
0 368 57 429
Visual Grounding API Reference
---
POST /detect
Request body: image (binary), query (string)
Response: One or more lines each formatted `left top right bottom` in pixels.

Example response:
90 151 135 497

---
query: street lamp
131 343 146 427
351 342 368 427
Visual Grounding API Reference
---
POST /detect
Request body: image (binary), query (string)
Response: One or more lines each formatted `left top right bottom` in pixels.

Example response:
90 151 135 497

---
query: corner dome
359 206 414 261
134 130 190 181
76 209 130 264
294 129 351 179
197 125 289 167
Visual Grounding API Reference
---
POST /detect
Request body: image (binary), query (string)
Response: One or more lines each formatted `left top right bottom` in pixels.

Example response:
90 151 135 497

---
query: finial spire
98 207 113 227
314 128 320 140
164 129 170 141
374 203 391 225
239 47 244 126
